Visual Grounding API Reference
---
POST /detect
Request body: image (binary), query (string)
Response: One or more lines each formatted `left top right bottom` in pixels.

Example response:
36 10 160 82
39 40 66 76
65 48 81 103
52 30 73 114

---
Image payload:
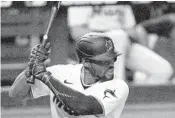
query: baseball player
106 13 175 84
9 33 129 118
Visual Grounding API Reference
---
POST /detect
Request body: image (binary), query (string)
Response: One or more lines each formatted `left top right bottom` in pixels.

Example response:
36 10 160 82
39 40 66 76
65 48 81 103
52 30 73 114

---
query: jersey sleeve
84 79 129 116
30 64 75 98
30 65 57 98
30 79 50 98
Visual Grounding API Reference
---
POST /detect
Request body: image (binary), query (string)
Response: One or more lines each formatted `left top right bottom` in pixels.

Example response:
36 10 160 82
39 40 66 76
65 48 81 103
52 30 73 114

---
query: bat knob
43 35 48 40
43 35 48 47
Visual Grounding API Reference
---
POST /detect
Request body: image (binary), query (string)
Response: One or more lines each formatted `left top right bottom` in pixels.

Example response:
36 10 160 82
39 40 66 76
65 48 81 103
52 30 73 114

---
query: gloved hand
26 42 50 80
31 62 52 84
29 43 51 63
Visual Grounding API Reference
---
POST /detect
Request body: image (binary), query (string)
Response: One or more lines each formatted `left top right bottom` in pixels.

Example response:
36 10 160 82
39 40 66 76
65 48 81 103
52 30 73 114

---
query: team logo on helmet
105 40 113 51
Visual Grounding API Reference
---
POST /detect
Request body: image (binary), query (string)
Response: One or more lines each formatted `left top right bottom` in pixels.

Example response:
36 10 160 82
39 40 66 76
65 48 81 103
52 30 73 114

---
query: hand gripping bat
27 1 62 84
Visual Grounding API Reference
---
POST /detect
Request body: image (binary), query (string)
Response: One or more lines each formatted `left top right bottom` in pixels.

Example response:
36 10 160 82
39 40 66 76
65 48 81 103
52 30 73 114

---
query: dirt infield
2 102 175 118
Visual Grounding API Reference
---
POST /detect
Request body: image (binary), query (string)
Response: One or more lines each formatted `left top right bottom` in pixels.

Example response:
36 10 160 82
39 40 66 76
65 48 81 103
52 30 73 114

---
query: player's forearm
9 69 32 99
140 15 175 37
127 25 149 47
38 72 103 116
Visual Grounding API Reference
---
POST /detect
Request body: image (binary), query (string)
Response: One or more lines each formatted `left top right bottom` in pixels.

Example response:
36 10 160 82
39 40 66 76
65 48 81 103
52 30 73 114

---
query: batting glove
26 42 50 79
29 43 51 63
31 62 47 80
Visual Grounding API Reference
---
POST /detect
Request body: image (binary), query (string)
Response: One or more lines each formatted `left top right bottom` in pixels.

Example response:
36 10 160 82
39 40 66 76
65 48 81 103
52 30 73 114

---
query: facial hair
100 67 114 82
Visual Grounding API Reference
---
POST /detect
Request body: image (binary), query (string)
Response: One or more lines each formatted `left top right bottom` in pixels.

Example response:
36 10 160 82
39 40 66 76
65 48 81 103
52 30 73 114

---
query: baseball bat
42 1 62 47
27 1 62 84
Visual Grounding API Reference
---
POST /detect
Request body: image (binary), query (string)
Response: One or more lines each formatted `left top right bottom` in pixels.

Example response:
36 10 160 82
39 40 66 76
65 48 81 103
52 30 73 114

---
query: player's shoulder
46 64 83 81
85 79 129 104
113 79 129 88
47 64 83 72
104 79 128 88
102 79 129 96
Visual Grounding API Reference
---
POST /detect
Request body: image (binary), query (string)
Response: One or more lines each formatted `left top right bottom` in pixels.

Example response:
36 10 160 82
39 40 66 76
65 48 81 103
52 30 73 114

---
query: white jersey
30 64 129 118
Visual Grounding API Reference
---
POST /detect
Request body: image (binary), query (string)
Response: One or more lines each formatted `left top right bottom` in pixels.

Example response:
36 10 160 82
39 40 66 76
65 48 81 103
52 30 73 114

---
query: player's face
91 59 115 81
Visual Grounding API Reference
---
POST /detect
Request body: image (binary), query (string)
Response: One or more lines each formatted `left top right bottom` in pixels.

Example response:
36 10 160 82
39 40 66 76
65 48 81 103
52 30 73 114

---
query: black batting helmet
76 32 121 63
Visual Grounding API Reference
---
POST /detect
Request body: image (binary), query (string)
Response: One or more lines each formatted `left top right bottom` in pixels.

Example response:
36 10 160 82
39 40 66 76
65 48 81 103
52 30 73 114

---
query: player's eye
114 57 117 62
88 59 114 65
102 61 110 65
96 61 113 65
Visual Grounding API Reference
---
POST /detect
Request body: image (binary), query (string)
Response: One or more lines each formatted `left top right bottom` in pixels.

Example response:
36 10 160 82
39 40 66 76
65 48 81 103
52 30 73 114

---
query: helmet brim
89 50 122 61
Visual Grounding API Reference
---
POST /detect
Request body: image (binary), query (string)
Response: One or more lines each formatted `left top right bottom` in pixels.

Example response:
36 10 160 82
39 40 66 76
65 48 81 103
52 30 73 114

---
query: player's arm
9 68 33 100
127 25 149 47
32 64 103 116
127 14 175 47
9 44 50 100
139 14 175 38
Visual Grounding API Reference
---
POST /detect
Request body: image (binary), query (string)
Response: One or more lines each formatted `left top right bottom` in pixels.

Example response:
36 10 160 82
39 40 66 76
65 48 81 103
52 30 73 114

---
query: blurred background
1 1 175 118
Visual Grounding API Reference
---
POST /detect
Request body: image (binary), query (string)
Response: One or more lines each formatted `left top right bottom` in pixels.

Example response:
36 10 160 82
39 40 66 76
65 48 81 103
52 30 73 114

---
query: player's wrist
41 71 52 84
35 71 52 84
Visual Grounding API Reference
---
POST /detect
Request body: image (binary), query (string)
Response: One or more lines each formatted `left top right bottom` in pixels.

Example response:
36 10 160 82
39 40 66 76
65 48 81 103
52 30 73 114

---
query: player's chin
104 68 114 80
105 73 114 80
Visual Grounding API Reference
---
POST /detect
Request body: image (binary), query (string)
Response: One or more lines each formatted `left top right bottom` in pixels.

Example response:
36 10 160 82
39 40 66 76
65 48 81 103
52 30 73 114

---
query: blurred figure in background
139 13 175 83
69 5 174 85
107 13 175 85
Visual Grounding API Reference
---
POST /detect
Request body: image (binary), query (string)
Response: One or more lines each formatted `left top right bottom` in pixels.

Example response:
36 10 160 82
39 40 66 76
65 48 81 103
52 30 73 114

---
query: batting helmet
76 32 121 63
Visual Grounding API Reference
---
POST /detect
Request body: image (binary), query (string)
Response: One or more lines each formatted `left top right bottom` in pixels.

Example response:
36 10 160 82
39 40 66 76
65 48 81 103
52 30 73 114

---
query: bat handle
42 34 48 48
26 58 35 84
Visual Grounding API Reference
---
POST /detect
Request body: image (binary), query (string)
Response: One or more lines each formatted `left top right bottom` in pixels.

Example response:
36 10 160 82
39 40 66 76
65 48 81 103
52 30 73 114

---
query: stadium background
1 1 175 118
